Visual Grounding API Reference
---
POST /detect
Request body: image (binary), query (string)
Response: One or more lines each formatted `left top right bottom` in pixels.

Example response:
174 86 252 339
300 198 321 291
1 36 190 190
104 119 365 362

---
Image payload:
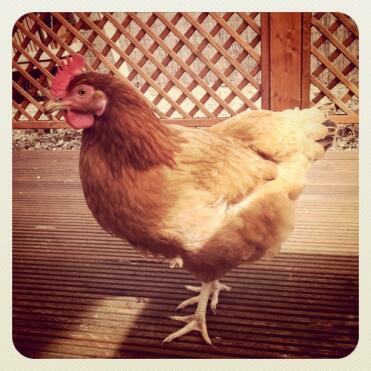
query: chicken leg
162 281 214 345
178 280 231 314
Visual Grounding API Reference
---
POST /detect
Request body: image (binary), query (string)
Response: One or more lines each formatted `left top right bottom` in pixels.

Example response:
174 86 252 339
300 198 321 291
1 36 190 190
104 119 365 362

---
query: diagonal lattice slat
12 12 263 127
310 12 358 117
102 12 214 118
12 12 359 127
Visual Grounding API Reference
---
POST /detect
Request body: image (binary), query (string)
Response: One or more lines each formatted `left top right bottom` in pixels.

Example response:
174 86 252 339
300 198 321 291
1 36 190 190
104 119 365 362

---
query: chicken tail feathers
209 103 336 163
284 104 336 161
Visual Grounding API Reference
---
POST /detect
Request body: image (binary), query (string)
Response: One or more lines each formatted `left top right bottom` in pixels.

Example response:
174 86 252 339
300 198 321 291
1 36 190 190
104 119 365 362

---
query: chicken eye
77 87 88 97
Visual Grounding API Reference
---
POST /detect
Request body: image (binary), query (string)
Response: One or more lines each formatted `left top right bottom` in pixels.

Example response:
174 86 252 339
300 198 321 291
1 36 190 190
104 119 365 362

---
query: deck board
12 150 359 358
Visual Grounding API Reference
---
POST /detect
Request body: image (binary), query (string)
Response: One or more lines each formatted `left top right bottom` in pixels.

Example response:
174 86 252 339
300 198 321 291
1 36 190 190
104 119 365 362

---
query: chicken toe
169 256 183 269
163 314 212 345
210 281 232 315
180 280 231 313
176 295 200 311
184 285 202 293
162 281 214 345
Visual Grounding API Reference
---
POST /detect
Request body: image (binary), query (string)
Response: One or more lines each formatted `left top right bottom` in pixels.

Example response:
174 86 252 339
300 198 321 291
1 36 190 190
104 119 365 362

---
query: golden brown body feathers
76 74 333 282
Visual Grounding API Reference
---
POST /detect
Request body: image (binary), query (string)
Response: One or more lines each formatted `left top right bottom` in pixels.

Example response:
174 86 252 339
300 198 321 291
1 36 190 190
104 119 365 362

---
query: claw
210 301 217 315
176 295 200 311
209 282 231 314
169 256 183 269
219 283 232 292
163 314 213 345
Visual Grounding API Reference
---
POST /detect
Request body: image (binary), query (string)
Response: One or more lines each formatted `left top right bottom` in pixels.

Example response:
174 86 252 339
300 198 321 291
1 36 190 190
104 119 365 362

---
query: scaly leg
179 280 232 314
162 281 214 345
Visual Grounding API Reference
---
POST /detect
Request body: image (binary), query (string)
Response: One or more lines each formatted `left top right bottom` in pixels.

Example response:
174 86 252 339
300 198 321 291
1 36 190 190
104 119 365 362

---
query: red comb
51 54 85 99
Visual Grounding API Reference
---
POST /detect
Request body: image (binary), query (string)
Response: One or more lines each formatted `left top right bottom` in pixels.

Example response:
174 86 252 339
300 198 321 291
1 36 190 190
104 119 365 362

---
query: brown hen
44 54 335 345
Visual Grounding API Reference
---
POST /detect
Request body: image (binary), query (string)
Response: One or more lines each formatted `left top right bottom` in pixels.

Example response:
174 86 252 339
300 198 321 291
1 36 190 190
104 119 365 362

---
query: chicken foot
178 280 232 314
162 281 214 345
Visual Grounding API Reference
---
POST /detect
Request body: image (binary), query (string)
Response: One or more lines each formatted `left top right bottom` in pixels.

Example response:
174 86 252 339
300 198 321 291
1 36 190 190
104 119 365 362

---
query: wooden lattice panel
310 12 359 122
12 12 262 128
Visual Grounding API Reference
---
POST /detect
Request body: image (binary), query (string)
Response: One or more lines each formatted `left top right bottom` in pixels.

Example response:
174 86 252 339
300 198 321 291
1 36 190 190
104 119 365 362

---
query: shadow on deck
12 150 359 358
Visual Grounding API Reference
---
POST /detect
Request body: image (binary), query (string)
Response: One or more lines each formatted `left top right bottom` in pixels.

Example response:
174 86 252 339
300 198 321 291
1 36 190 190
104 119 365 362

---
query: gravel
12 123 359 151
12 129 82 151
332 124 359 150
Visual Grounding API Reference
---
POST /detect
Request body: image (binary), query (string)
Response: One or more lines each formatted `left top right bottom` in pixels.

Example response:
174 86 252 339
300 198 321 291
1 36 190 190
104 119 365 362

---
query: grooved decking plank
12 150 358 358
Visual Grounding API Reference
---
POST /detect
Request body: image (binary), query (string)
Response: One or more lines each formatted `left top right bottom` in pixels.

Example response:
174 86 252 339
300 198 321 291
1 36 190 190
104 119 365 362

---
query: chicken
44 54 336 345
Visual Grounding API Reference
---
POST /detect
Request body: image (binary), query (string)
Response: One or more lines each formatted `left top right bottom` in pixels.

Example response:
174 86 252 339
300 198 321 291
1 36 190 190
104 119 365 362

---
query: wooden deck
12 150 358 358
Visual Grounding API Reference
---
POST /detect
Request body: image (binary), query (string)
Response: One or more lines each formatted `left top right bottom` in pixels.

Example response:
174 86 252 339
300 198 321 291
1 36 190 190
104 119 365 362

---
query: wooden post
261 13 271 110
301 13 312 109
261 12 311 111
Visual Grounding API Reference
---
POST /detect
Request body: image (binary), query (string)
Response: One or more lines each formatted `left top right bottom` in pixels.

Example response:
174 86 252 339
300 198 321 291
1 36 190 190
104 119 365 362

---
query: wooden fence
12 12 359 129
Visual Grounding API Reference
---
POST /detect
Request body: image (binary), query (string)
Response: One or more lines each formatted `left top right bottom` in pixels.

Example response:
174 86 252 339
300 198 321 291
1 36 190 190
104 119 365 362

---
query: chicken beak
43 99 70 114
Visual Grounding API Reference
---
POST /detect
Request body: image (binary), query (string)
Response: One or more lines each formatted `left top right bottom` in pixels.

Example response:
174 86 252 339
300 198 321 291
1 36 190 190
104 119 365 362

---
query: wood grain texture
301 13 312 108
260 13 270 110
12 150 358 358
269 13 303 111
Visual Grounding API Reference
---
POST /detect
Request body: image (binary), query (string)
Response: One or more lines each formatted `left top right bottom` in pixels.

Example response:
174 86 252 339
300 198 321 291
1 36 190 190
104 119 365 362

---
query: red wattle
64 110 94 129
